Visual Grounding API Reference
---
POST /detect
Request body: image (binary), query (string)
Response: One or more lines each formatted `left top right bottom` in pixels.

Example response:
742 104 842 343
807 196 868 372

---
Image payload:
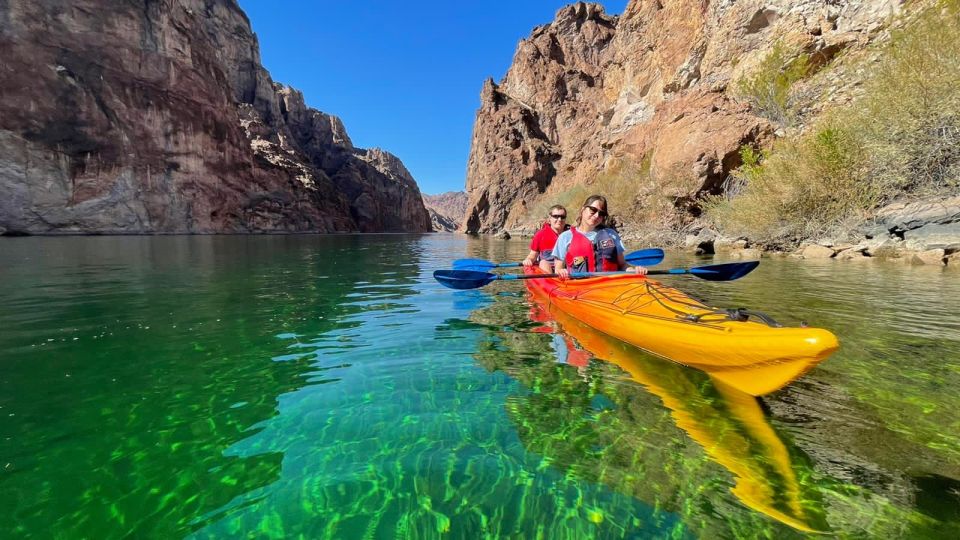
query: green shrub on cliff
736 42 812 126
709 0 960 245
858 0 960 195
706 129 876 244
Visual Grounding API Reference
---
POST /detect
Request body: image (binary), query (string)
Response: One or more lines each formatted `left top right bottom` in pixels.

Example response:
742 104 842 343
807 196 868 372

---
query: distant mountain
423 191 468 232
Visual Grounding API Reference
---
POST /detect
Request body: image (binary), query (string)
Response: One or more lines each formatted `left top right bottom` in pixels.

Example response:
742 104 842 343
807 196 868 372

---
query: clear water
0 235 958 538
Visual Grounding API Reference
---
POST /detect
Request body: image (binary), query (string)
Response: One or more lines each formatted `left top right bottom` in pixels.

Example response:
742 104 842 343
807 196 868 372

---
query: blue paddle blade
687 261 759 281
433 269 499 290
625 248 665 267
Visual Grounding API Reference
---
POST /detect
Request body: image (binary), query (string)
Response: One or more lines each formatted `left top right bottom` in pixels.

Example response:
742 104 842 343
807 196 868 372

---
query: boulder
903 223 960 252
801 244 836 259
874 196 960 232
909 249 946 266
946 252 960 269
685 228 718 254
728 248 763 260
835 248 871 261
861 238 904 258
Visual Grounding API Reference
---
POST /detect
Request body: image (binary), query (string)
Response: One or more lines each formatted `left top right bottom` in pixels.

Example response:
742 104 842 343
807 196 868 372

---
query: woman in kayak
553 195 648 279
522 204 569 272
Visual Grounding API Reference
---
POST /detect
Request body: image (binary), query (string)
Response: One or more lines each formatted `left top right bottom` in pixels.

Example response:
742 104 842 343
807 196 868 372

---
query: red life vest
565 227 619 272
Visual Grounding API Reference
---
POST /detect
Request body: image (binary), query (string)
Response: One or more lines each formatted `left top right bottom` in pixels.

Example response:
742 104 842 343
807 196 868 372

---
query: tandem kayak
523 267 839 396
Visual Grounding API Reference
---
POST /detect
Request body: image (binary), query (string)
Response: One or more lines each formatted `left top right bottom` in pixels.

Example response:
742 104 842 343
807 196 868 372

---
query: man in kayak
522 204 569 272
552 195 648 279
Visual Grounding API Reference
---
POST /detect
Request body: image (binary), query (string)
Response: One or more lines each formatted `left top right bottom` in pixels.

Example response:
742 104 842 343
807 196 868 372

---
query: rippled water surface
1 235 958 538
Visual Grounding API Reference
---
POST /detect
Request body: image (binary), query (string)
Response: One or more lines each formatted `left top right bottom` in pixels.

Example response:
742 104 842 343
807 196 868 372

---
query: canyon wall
462 0 903 236
0 0 431 234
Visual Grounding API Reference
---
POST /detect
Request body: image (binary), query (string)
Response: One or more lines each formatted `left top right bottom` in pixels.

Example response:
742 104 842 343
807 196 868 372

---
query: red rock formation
462 0 903 235
0 0 431 234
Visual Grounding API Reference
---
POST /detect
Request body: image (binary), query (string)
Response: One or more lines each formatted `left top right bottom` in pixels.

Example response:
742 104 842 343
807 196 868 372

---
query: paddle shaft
453 248 665 271
496 269 692 281
433 261 758 290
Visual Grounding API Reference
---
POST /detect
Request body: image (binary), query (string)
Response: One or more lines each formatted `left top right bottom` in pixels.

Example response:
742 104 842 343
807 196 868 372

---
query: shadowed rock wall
0 0 431 234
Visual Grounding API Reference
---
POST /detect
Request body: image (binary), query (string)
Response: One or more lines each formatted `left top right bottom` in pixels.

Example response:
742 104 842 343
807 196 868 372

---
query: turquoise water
1 235 958 538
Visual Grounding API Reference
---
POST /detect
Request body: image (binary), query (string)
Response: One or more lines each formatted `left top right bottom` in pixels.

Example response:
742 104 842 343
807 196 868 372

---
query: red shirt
530 222 567 261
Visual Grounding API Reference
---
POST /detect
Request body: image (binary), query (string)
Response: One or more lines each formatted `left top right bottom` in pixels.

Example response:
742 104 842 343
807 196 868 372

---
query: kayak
523 267 839 396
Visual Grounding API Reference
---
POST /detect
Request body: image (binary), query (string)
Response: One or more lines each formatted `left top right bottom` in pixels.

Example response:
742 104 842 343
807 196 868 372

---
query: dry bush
705 130 876 246
736 42 813 127
856 0 960 195
709 0 960 246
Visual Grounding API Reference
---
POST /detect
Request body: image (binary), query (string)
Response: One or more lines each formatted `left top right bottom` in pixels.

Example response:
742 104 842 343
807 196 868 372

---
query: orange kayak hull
524 268 839 396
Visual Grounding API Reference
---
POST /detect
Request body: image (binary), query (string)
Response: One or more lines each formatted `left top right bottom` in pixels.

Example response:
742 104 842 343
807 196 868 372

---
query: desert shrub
709 0 960 245
856 0 960 194
705 126 875 245
736 42 812 126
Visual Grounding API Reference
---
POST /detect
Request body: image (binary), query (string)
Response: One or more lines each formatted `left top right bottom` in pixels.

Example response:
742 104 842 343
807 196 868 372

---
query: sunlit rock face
0 0 431 234
462 0 903 234
423 191 468 232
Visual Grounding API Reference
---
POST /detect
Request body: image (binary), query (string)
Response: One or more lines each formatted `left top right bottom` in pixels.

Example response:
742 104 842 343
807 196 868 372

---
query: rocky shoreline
501 195 960 268
691 196 960 267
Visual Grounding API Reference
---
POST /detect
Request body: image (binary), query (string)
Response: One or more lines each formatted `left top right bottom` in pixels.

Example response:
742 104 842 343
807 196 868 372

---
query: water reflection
467 293 819 537
462 239 960 538
535 301 826 532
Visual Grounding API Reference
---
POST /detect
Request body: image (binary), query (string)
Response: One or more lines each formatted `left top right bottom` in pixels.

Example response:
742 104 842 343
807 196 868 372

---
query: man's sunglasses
584 205 608 218
550 214 566 219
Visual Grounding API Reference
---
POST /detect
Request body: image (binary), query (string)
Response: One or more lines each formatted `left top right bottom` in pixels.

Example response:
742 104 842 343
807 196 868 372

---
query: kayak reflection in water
552 195 648 279
528 303 590 371
530 300 827 533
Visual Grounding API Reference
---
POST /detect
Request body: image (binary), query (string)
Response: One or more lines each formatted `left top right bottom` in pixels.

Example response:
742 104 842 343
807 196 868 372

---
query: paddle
453 248 666 271
434 261 760 290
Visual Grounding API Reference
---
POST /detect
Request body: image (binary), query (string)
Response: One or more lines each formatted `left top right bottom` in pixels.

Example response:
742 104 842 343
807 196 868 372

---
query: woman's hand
628 265 648 275
557 267 571 280
521 258 534 267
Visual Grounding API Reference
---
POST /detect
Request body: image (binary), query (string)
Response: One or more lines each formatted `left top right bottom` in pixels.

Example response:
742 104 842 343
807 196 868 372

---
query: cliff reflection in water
468 290 828 536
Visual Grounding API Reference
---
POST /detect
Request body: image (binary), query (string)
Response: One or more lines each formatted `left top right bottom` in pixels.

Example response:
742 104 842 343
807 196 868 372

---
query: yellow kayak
523 268 839 395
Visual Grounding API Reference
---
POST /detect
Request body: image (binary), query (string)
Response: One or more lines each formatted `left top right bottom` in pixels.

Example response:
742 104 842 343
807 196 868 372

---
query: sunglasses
584 205 608 218
550 214 567 219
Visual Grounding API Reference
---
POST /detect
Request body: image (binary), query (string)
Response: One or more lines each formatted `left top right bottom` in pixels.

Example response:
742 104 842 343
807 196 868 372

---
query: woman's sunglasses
550 214 566 219
584 205 608 218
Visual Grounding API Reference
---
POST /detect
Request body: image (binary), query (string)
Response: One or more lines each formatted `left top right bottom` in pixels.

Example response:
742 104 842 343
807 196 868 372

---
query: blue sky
237 1 629 195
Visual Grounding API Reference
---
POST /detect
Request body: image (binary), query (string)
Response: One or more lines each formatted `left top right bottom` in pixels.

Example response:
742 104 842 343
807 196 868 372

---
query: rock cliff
462 0 903 236
0 0 431 234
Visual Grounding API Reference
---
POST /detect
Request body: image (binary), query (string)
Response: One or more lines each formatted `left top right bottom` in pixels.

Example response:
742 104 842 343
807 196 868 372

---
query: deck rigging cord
589 278 785 328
